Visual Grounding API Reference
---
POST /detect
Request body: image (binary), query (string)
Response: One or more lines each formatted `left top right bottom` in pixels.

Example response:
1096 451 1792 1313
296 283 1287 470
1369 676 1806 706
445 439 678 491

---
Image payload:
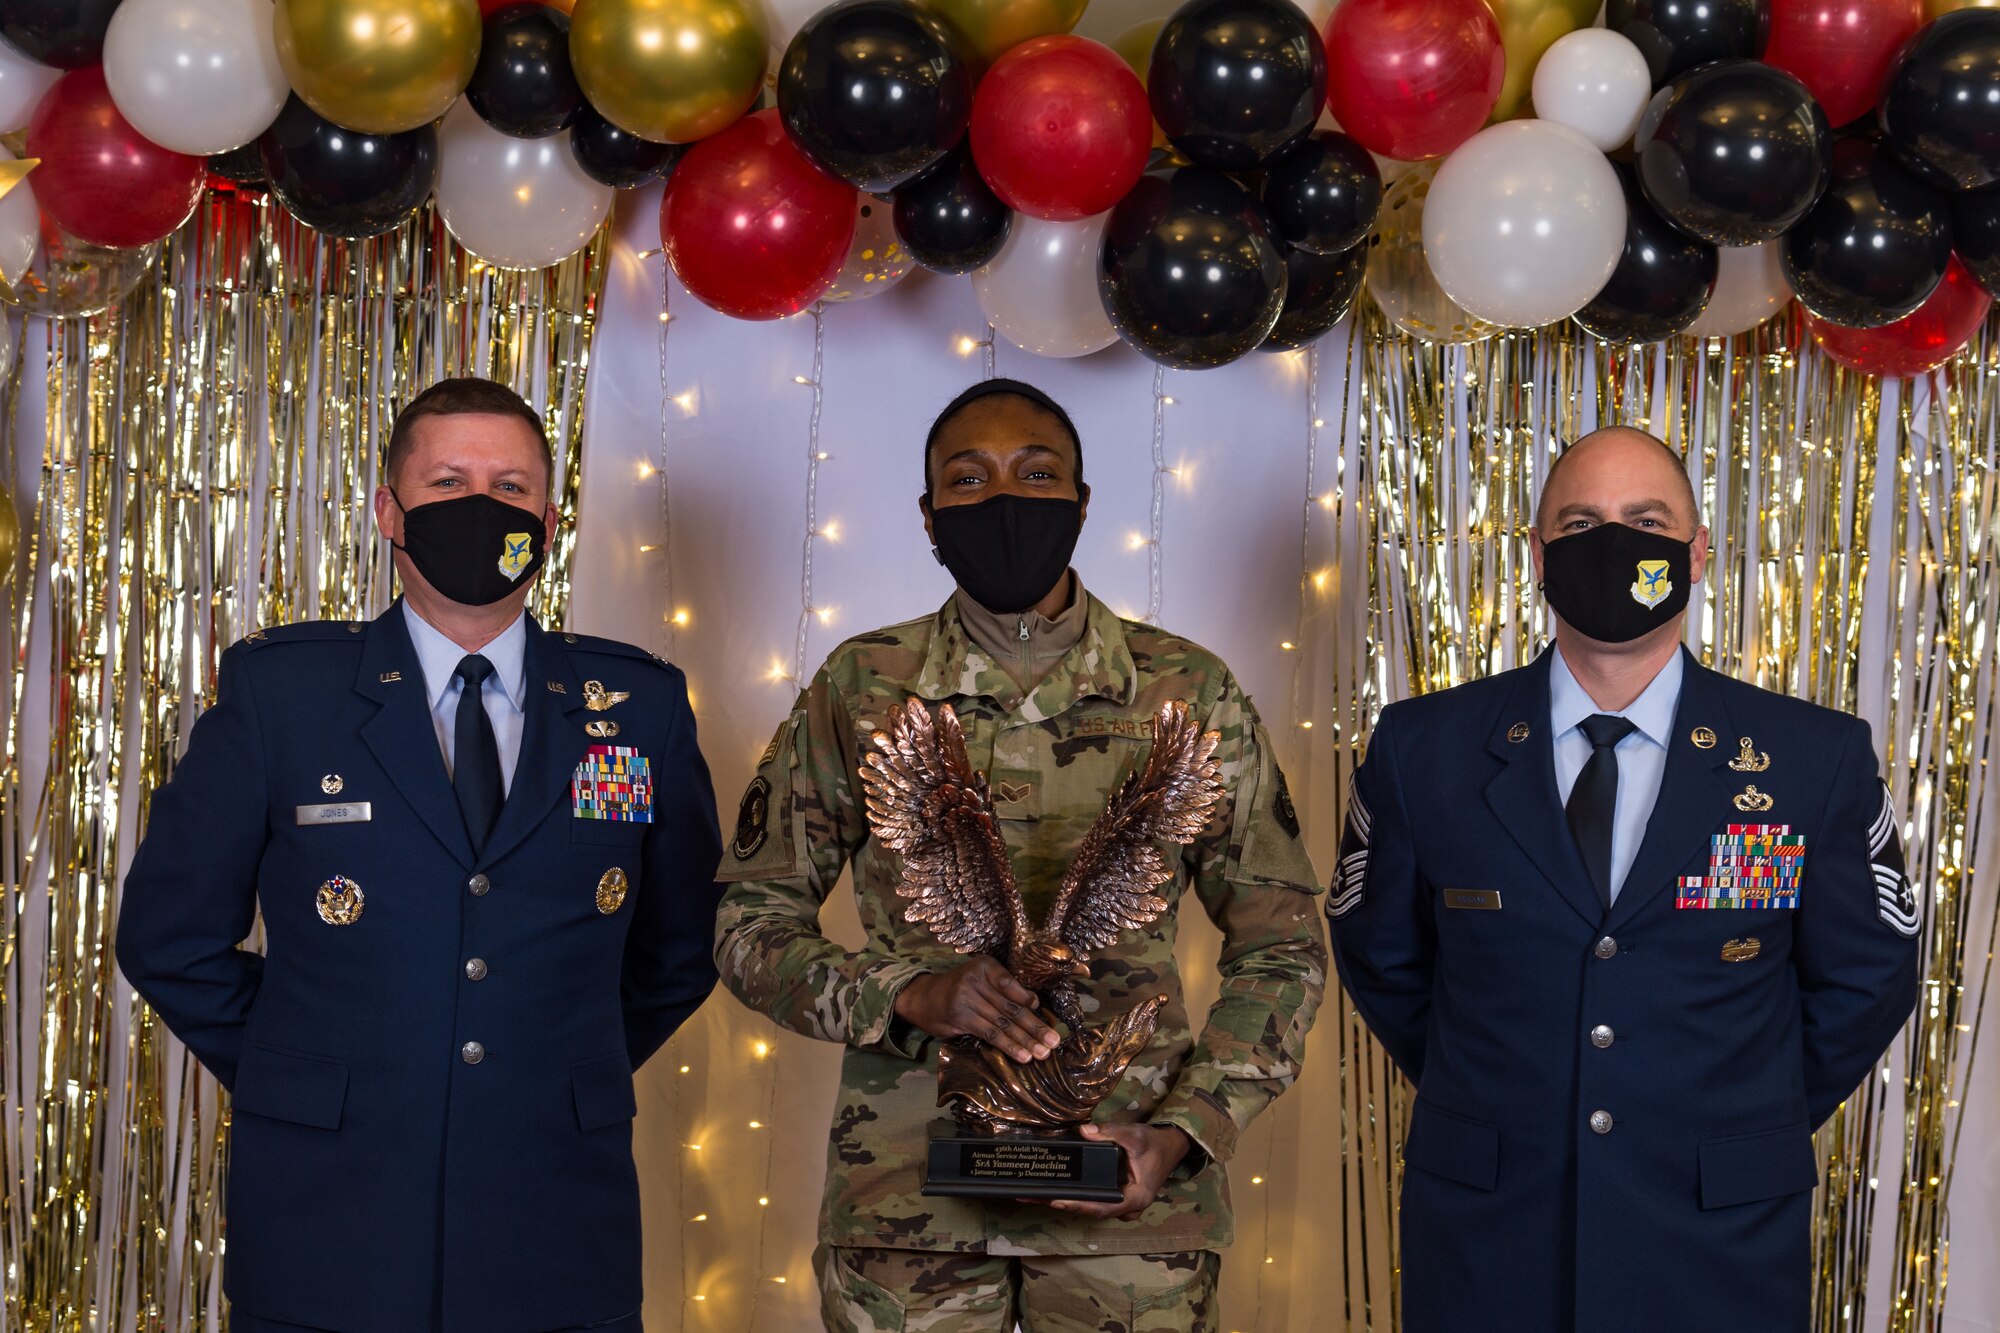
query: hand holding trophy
860 696 1223 1201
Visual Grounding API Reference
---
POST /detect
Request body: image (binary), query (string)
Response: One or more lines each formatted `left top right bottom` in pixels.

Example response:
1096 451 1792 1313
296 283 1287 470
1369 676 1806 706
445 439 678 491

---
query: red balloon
1324 0 1503 162
969 35 1150 222
660 109 857 321
1763 0 1923 127
25 66 203 249
1805 255 1992 376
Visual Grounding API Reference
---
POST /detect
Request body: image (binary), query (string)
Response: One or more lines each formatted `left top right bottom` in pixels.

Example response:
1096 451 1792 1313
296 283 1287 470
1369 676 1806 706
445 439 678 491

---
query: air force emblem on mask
499 532 534 581
1630 559 1673 609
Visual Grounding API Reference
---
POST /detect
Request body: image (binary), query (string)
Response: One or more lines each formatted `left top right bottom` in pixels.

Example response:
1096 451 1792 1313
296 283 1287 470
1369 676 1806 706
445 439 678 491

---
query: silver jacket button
465 958 488 981
461 1041 485 1065
1589 1109 1613 1134
468 873 491 897
1590 1024 1614 1049
1594 936 1618 959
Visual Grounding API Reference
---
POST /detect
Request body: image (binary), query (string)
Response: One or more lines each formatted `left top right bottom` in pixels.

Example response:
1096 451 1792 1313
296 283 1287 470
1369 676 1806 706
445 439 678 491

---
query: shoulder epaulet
234 619 368 651
553 630 679 673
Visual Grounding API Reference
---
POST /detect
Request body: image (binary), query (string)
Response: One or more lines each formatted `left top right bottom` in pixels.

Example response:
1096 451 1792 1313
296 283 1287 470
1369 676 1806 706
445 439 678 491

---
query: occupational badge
321 773 344 795
1729 737 1771 772
1676 824 1803 909
316 875 365 926
859 697 1222 1204
1734 784 1774 812
1630 559 1673 609
586 719 620 739
572 745 654 822
595 866 629 915
1720 936 1762 963
583 680 630 711
498 532 535 581
732 777 771 860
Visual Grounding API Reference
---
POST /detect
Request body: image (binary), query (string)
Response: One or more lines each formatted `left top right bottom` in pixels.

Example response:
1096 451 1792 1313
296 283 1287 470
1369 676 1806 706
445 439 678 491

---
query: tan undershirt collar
953 571 1089 689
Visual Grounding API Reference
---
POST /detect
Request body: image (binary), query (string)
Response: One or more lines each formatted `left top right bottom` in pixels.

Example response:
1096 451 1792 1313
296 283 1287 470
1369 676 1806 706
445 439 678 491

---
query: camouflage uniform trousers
815 1244 1219 1333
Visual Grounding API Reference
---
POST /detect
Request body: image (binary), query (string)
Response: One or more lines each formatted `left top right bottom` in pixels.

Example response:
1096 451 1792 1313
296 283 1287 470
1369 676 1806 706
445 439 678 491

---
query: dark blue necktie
453 654 502 852
1567 713 1636 911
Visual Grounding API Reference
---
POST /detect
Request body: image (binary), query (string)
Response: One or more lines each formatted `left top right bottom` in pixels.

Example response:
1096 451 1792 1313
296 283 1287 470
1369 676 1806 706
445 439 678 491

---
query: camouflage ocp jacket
714 589 1327 1255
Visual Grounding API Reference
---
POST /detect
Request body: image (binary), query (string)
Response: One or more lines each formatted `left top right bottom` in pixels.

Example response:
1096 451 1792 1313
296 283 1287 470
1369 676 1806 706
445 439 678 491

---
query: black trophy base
921 1124 1125 1203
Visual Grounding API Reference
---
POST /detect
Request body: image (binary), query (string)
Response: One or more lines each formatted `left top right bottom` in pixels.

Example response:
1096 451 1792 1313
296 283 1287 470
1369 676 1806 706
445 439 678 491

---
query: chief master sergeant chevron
1328 426 1921 1333
114 377 724 1333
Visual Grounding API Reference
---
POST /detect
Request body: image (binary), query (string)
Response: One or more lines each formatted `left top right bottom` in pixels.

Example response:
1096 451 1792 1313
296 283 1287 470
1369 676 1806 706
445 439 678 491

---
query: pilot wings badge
859 697 1223 1137
498 532 534 581
1631 558 1673 609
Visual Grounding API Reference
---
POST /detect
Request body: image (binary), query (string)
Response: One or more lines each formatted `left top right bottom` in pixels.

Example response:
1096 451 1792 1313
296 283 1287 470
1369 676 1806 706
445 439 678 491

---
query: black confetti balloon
0 0 120 68
1148 0 1327 171
1261 245 1366 351
466 4 584 139
207 142 269 188
1879 9 2000 191
1953 182 2000 299
1634 60 1830 246
569 105 687 188
1262 131 1381 255
1573 162 1718 344
1783 136 1951 328
1099 168 1287 369
892 145 1012 274
777 0 972 193
260 97 439 240
1606 0 1769 88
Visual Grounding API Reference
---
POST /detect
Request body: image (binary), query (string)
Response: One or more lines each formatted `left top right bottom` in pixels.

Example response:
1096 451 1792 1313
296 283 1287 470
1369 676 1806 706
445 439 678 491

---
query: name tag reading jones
296 802 373 826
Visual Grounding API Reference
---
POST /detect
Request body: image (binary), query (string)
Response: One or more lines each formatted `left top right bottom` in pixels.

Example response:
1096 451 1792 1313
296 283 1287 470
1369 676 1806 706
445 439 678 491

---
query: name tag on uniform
1443 888 1502 910
296 802 373 825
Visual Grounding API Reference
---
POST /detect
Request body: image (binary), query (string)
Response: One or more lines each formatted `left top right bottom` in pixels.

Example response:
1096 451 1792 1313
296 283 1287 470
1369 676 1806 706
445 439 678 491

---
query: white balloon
435 102 615 271
0 147 40 292
1422 120 1626 329
0 38 59 134
1683 241 1792 338
1531 28 1651 153
103 0 289 155
971 212 1119 358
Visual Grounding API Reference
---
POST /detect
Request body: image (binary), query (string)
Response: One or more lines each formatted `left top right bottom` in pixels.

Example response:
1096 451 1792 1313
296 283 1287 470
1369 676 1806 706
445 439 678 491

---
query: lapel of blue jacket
1603 650 1738 931
1483 649 1604 927
478 616 589 869
357 601 475 868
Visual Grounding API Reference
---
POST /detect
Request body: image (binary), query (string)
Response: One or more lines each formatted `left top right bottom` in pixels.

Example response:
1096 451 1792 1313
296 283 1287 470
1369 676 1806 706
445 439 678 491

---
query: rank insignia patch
1631 558 1673 609
572 745 654 822
1676 824 1803 909
732 776 771 860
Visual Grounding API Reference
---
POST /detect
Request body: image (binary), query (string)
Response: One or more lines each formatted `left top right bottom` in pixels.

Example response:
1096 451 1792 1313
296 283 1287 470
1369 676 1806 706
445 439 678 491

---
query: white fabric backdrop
565 188 2000 1331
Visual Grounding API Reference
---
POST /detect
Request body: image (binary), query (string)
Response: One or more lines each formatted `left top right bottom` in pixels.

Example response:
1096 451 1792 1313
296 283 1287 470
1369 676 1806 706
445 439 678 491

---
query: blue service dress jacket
1328 648 1921 1333
114 603 724 1333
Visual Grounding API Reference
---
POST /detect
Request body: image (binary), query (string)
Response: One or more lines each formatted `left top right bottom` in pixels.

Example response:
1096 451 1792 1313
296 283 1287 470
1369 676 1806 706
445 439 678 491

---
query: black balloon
1149 0 1327 170
1099 168 1287 369
1606 0 1769 88
1880 9 2000 191
259 97 439 240
892 145 1012 274
1262 130 1381 255
465 3 583 138
1261 246 1366 351
1782 136 1950 328
207 142 269 188
777 0 971 194
570 104 686 188
1573 162 1718 344
1953 183 2000 299
1634 59 1830 246
0 0 119 67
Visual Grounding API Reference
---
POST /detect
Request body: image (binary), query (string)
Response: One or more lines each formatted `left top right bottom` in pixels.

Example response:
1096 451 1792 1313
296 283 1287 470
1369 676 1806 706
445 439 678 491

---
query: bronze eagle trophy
859 697 1224 1140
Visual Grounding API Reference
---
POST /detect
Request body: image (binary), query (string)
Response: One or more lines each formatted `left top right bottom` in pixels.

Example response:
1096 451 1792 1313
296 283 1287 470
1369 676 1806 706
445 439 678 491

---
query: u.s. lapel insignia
1729 737 1770 772
595 866 629 915
378 671 402 683
586 719 620 739
316 875 364 926
1733 784 1774 812
1630 559 1672 609
498 532 534 581
1691 726 1717 749
583 680 630 712
321 774 345 795
1720 936 1762 963
546 680 566 694
1507 722 1531 744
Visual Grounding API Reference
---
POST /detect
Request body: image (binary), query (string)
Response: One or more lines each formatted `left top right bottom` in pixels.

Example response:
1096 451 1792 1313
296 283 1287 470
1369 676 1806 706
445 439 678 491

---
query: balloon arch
2 0 1999 372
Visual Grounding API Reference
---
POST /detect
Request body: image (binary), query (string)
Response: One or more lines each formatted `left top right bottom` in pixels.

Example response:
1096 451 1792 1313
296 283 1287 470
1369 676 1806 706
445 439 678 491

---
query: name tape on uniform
297 802 373 825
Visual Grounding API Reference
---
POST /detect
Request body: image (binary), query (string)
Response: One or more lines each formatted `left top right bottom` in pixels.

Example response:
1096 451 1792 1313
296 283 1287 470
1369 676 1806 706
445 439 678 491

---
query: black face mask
391 491 547 607
928 492 1082 615
1541 521 1693 643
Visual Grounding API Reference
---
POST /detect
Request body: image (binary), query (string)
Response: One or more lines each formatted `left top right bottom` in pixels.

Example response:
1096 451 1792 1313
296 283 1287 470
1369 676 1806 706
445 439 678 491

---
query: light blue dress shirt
402 602 528 796
1549 646 1684 903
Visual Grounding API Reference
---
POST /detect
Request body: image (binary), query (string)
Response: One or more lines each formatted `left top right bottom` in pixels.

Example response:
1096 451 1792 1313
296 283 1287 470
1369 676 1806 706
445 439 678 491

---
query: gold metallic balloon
1111 18 1170 150
1925 0 2000 14
274 0 481 136
1365 161 1498 345
570 0 768 145
1482 0 1599 122
913 0 1088 66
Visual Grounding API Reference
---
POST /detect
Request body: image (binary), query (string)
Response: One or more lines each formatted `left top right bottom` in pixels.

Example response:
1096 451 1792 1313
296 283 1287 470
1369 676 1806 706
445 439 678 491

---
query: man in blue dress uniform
116 378 724 1333
1329 427 1921 1332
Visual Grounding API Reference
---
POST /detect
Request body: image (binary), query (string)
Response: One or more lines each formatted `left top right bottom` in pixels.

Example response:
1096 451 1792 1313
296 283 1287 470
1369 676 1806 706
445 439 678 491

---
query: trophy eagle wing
860 698 1027 958
1045 700 1225 955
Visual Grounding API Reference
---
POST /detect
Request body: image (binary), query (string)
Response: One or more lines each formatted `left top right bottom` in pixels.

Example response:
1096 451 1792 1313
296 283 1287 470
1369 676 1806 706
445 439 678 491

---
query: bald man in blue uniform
116 378 723 1333
1329 427 1920 1332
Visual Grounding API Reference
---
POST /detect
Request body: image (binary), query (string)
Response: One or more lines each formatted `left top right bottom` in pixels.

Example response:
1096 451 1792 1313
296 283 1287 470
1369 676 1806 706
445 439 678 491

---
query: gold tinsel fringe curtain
1303 304 1997 1332
0 189 607 1332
